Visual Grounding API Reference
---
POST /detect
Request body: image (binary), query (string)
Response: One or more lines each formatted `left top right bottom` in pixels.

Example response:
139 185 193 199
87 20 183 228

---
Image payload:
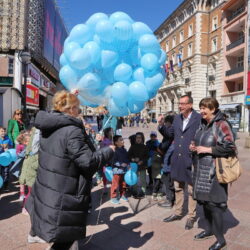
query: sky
56 0 184 32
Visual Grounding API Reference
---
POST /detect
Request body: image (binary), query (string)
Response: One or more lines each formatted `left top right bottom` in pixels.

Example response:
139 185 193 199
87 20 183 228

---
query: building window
187 5 194 15
172 36 176 47
166 41 169 52
8 58 14 75
212 16 218 30
236 82 243 91
237 56 244 67
211 0 219 8
211 37 217 52
178 13 184 23
171 21 176 29
209 90 216 98
180 30 184 43
188 43 193 57
188 24 193 37
172 53 176 64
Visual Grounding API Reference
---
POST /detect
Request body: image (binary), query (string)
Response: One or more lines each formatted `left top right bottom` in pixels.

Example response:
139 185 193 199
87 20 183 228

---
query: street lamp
18 50 31 126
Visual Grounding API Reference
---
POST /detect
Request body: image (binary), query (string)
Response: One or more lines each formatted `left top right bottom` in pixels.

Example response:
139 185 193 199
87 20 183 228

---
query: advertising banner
43 0 68 71
28 64 41 87
26 82 39 106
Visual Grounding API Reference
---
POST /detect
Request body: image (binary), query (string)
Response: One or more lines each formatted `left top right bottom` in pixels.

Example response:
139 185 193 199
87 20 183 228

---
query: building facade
221 0 249 132
0 0 67 127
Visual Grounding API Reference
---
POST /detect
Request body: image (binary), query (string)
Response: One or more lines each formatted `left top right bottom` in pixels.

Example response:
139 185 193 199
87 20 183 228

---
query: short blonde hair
52 90 79 113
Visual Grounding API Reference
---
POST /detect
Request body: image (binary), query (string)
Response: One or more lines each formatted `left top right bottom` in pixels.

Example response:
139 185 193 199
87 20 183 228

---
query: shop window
8 58 14 75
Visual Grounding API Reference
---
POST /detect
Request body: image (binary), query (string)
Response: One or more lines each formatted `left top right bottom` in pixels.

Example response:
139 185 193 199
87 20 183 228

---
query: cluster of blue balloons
59 11 166 116
0 149 17 167
104 162 138 186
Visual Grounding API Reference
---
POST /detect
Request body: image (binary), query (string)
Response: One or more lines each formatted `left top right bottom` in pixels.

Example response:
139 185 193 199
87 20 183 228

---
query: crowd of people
0 91 237 250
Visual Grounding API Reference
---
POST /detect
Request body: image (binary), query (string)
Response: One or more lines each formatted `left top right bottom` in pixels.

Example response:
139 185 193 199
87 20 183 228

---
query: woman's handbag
215 156 242 184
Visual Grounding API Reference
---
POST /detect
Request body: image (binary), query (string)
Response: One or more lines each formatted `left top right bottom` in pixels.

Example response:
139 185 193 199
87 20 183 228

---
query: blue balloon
104 166 113 182
141 53 159 72
101 50 118 68
69 48 91 70
109 11 134 24
95 20 114 43
64 42 81 60
129 45 141 66
145 72 164 92
158 49 167 65
0 152 12 167
78 73 101 92
59 54 68 67
130 162 138 172
86 13 109 29
83 41 101 64
132 22 153 40
59 65 78 90
78 96 99 108
147 89 158 99
7 149 17 162
128 98 144 113
114 20 133 41
139 34 160 54
114 63 132 82
111 82 129 106
125 170 138 186
69 24 92 45
129 81 149 102
108 98 129 117
133 67 145 82
0 176 3 189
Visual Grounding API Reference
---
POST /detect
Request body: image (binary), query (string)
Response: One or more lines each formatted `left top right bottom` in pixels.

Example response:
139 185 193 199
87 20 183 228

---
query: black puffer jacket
26 111 113 243
193 110 236 204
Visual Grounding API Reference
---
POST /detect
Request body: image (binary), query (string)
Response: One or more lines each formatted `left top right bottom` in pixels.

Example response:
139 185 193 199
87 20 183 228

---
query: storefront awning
220 103 241 110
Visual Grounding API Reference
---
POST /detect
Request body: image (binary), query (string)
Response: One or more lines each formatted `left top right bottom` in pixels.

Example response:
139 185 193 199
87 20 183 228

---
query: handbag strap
217 158 224 174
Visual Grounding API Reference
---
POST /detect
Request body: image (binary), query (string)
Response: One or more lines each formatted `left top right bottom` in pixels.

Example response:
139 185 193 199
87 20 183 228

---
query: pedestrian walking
191 97 236 250
161 95 201 230
26 90 114 249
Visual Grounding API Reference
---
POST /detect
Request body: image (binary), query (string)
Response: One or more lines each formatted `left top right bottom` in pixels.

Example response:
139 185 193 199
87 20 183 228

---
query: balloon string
99 115 113 135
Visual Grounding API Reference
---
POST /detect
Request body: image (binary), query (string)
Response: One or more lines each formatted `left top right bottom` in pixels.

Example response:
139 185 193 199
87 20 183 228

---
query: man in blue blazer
160 95 201 230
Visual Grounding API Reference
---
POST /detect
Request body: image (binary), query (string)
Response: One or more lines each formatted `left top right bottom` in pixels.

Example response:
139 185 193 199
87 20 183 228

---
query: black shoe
185 218 195 230
209 241 227 250
194 231 213 241
163 214 182 222
158 200 172 209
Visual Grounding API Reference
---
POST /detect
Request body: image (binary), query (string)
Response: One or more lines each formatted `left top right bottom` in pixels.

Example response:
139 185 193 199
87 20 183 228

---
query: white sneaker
19 194 25 202
27 234 46 243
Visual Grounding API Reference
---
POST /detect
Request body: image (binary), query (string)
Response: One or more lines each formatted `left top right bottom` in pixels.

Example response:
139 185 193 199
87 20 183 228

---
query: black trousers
152 178 162 194
50 242 75 250
161 172 175 203
203 202 227 244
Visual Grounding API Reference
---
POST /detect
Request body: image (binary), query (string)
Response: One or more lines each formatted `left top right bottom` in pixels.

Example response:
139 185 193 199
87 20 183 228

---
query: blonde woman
7 109 25 146
26 90 114 250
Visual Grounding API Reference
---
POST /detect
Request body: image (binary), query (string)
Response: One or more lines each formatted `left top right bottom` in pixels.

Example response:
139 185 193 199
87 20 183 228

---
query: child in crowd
99 127 114 193
128 132 149 198
146 131 160 186
0 127 13 189
19 127 40 214
151 144 164 201
16 132 30 202
110 135 129 204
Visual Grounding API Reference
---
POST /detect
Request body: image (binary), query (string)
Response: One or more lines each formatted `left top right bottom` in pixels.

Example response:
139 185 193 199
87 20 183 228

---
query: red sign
26 84 39 106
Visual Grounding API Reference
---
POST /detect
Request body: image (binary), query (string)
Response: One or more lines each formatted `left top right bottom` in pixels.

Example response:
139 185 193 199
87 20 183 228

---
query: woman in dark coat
26 91 114 250
190 97 236 250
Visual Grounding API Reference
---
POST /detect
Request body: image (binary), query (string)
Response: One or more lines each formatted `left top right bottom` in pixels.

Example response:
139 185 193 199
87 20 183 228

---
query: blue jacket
170 110 201 184
0 136 13 153
112 147 130 174
162 143 174 173
146 139 160 158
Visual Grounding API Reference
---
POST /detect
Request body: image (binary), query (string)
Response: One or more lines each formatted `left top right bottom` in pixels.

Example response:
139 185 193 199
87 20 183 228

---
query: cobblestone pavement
0 123 250 250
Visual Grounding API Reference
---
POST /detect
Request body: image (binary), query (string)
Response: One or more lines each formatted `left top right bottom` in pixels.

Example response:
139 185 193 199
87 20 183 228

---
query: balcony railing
227 6 245 22
226 37 245 51
225 66 244 76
